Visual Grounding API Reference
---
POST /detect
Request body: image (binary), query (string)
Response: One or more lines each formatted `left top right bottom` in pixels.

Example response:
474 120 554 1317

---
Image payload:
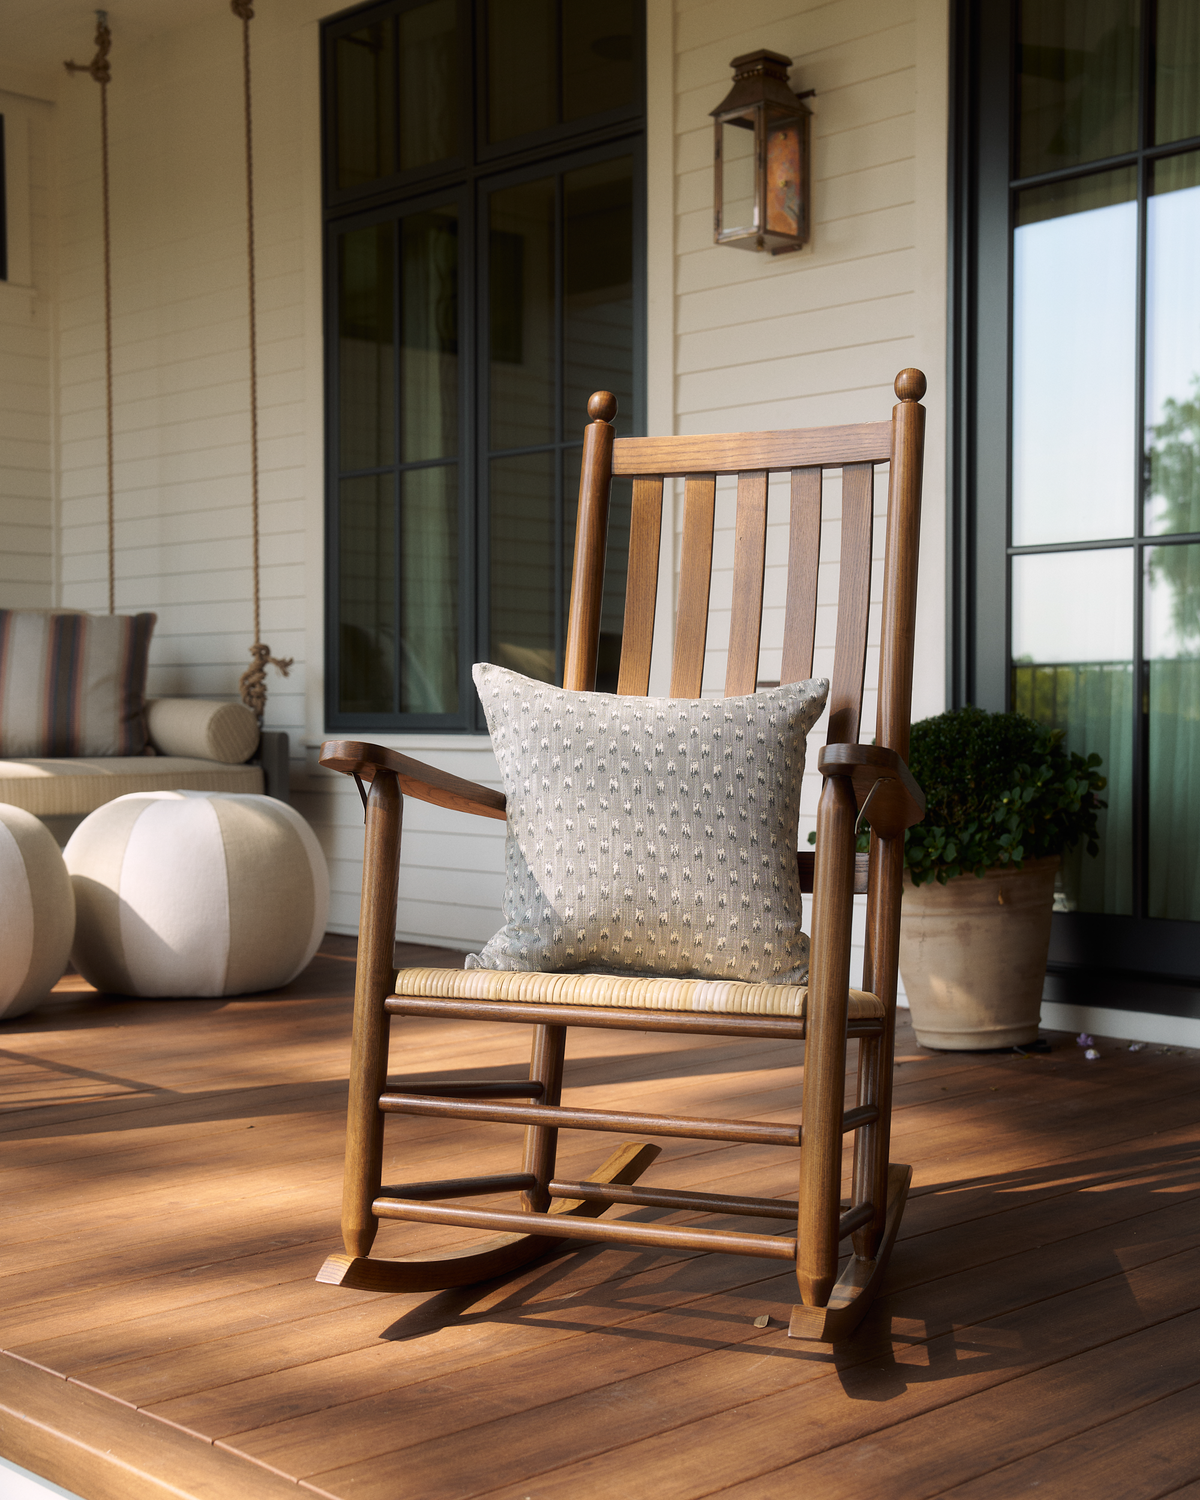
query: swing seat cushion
0 756 263 818
64 791 328 997
0 610 156 758
467 665 828 985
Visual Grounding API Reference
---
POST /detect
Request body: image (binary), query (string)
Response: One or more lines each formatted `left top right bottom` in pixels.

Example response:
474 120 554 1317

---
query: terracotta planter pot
898 855 1060 1050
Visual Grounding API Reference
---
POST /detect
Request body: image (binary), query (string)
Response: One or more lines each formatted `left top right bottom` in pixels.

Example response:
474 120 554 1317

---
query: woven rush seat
392 966 886 1022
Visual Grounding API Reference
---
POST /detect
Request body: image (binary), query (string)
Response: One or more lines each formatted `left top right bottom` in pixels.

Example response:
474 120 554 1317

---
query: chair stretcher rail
549 1178 801 1220
370 1178 875 1243
370 1197 799 1260
377 1092 802 1147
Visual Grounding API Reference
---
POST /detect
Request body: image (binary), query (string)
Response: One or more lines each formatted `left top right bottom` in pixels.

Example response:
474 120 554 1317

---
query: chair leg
521 1024 566 1212
853 831 905 1261
341 771 403 1261
791 830 912 1342
788 1163 911 1342
796 772 856 1308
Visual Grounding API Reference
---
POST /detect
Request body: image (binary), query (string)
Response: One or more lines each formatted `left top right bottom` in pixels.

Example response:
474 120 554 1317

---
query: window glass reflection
1011 548 1134 915
1145 543 1200 919
488 0 555 142
490 452 556 682
400 208 458 462
1146 152 1200 536
1017 0 1138 179
563 157 634 440
1012 171 1136 546
489 177 555 450
400 466 458 713
563 0 635 121
1012 549 1133 664
1156 0 1200 146
335 19 395 191
339 475 396 714
338 222 395 472
398 0 460 170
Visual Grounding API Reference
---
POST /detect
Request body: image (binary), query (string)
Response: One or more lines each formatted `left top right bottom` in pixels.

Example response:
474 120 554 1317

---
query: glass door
955 0 1200 994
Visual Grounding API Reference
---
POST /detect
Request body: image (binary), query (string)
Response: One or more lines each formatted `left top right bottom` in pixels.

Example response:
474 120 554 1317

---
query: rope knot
239 642 293 723
65 12 112 84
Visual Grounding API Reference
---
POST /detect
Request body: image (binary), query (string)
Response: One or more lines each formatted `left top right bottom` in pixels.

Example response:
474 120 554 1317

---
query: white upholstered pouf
64 791 329 997
0 804 76 1021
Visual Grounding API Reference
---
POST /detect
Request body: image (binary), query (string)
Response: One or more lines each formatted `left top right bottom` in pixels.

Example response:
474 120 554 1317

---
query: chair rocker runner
318 369 928 1341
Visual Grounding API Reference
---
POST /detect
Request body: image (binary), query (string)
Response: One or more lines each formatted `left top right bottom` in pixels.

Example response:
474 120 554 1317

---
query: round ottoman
64 791 330 997
0 804 76 1021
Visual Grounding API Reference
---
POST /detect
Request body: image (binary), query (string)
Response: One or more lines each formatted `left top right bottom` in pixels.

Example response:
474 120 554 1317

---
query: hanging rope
65 12 115 615
232 0 292 721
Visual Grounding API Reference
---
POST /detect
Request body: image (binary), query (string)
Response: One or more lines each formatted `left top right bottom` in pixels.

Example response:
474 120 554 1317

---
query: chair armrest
319 740 506 821
816 743 925 839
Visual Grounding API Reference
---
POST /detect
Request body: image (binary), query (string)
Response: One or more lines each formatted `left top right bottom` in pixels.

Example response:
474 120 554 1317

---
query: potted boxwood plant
897 707 1106 1049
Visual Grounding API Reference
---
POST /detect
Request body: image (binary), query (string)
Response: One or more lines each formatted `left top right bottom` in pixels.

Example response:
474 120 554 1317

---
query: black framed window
323 0 645 731
953 1 1200 1010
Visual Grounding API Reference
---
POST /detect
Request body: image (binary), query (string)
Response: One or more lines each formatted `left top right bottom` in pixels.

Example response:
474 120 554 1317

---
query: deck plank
932 1381 1200 1499
1 938 1197 1499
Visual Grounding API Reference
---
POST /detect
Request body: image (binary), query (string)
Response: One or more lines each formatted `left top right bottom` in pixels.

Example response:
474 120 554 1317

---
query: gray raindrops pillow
468 664 829 984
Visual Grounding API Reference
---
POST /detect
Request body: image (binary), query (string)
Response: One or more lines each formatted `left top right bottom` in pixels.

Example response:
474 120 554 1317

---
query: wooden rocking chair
317 369 927 1341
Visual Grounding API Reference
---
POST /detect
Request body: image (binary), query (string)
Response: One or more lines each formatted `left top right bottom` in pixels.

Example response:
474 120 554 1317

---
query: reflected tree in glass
1150 379 1200 575
1146 542 1200 920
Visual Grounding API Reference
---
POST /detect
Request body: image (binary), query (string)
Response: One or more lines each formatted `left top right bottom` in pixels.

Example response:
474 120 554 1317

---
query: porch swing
57 7 290 798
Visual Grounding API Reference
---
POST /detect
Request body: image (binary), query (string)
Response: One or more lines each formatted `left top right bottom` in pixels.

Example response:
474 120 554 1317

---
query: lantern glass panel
765 108 802 238
719 114 757 236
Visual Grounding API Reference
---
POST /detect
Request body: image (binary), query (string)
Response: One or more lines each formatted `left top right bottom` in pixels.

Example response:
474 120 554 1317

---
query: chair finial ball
588 391 618 423
895 368 926 403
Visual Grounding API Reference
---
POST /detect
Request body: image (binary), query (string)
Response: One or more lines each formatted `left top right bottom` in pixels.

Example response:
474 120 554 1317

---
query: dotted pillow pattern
468 664 829 985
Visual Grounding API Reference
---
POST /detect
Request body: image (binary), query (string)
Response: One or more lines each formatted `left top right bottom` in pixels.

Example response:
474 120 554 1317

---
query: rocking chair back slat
600 413 892 737
780 466 822 684
615 476 665 697
826 462 875 746
723 470 769 696
669 475 717 698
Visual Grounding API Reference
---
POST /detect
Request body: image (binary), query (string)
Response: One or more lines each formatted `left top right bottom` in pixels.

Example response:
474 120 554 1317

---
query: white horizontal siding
660 0 948 992
0 94 53 609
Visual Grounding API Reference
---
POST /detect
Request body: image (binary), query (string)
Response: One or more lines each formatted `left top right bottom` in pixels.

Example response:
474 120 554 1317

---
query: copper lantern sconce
711 49 813 254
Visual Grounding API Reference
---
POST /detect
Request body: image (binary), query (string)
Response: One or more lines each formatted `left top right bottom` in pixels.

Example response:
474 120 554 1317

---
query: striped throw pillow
0 610 156 757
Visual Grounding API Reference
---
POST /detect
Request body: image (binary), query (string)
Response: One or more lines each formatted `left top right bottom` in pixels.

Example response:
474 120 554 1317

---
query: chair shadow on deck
375 1136 1200 1401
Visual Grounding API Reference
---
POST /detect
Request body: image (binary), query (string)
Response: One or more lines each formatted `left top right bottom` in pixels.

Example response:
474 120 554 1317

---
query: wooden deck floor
3 935 1200 1500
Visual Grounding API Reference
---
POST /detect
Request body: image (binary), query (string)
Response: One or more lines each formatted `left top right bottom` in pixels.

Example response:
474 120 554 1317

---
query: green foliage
1148 376 1200 648
901 707 1107 886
